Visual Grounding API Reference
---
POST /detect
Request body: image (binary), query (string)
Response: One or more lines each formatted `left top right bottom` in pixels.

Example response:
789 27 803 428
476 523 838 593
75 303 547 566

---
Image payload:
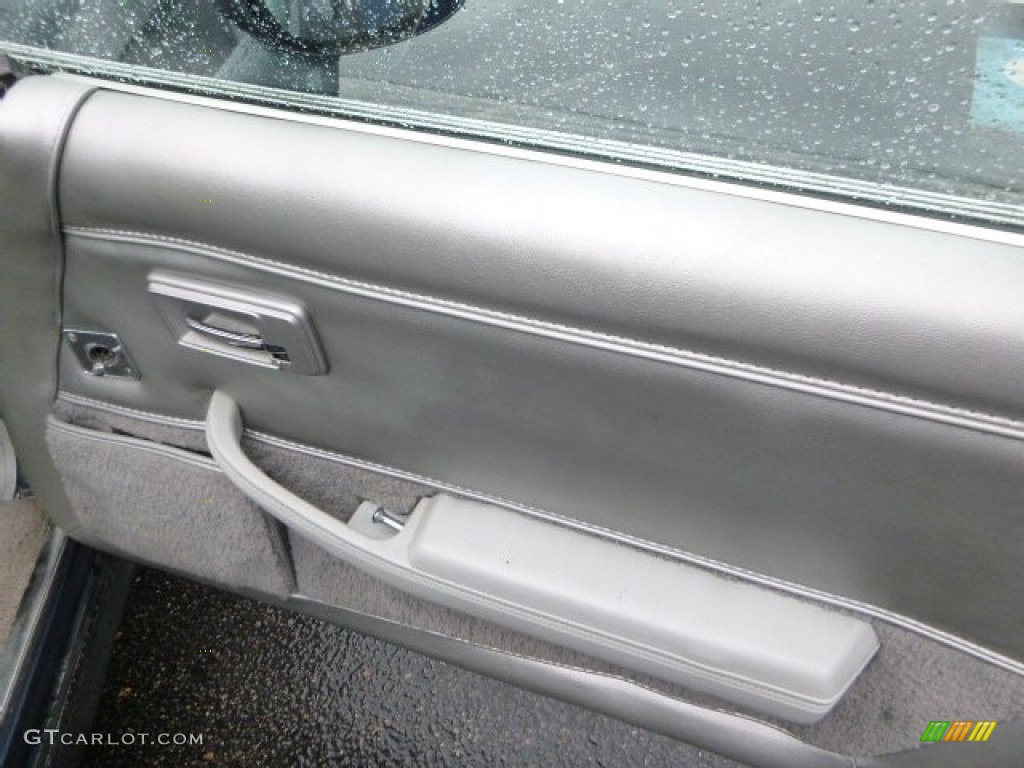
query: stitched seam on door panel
55 393 206 427
251 425 1024 677
63 226 1024 440
54 392 1024 677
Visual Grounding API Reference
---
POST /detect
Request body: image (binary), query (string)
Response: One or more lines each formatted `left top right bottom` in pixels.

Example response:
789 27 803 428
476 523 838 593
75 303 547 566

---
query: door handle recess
206 390 877 723
148 271 327 375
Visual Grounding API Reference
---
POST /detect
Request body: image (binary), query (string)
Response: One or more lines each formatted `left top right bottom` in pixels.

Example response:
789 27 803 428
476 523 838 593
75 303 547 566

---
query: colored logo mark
920 720 997 743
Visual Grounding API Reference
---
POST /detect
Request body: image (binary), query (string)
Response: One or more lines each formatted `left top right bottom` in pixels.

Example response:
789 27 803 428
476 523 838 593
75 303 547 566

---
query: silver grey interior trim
58 392 204 430
6 51 1022 233
56 389 1024 679
0 69 1004 252
37 72 1024 249
148 270 328 375
0 75 96 534
288 596 859 768
4 67 1015 765
55 86 1024 435
64 227 1024 441
406 494 879 722
295 597 1024 767
183 317 264 348
46 396 1024 761
207 390 878 722
37 76 1024 669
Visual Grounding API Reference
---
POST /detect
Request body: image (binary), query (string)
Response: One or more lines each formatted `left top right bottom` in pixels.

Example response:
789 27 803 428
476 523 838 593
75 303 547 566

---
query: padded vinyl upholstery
46 397 1024 759
57 91 1024 421
0 76 94 528
57 223 1024 665
38 82 1024 664
1 73 1021 691
4 73 1023 766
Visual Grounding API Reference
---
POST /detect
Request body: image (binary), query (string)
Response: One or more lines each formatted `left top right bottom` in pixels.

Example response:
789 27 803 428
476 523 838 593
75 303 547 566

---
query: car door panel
58 225 1024 662
42 392 1024 762
0 76 91 526
57 90 1024 420
51 81 1024 657
3 74 1024 764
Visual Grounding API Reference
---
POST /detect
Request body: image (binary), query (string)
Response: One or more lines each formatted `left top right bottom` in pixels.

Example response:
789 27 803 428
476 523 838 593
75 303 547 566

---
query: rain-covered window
2 1 1023 228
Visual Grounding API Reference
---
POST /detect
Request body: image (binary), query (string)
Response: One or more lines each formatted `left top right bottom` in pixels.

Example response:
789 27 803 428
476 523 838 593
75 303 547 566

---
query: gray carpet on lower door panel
0 498 49 643
46 418 294 599
49 397 1024 759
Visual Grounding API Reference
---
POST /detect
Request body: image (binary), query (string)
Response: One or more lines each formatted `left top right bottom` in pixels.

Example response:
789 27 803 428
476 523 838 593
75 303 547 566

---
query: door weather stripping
0 420 16 501
206 390 878 723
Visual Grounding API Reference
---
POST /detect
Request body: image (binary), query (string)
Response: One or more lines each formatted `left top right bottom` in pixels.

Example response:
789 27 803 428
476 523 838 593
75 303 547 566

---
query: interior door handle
206 390 876 724
149 271 327 375
184 316 266 349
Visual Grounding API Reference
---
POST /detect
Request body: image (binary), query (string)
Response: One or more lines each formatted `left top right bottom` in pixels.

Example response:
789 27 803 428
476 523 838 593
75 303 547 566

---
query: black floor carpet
84 567 741 767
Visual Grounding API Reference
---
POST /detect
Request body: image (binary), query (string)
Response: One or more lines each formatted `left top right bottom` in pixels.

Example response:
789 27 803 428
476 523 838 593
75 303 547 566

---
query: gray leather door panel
58 230 1024 664
58 89 1024 424
3 75 1022 683
0 76 95 531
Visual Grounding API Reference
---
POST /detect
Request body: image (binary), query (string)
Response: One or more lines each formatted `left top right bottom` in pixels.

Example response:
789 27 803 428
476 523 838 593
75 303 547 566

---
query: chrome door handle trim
184 316 265 349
